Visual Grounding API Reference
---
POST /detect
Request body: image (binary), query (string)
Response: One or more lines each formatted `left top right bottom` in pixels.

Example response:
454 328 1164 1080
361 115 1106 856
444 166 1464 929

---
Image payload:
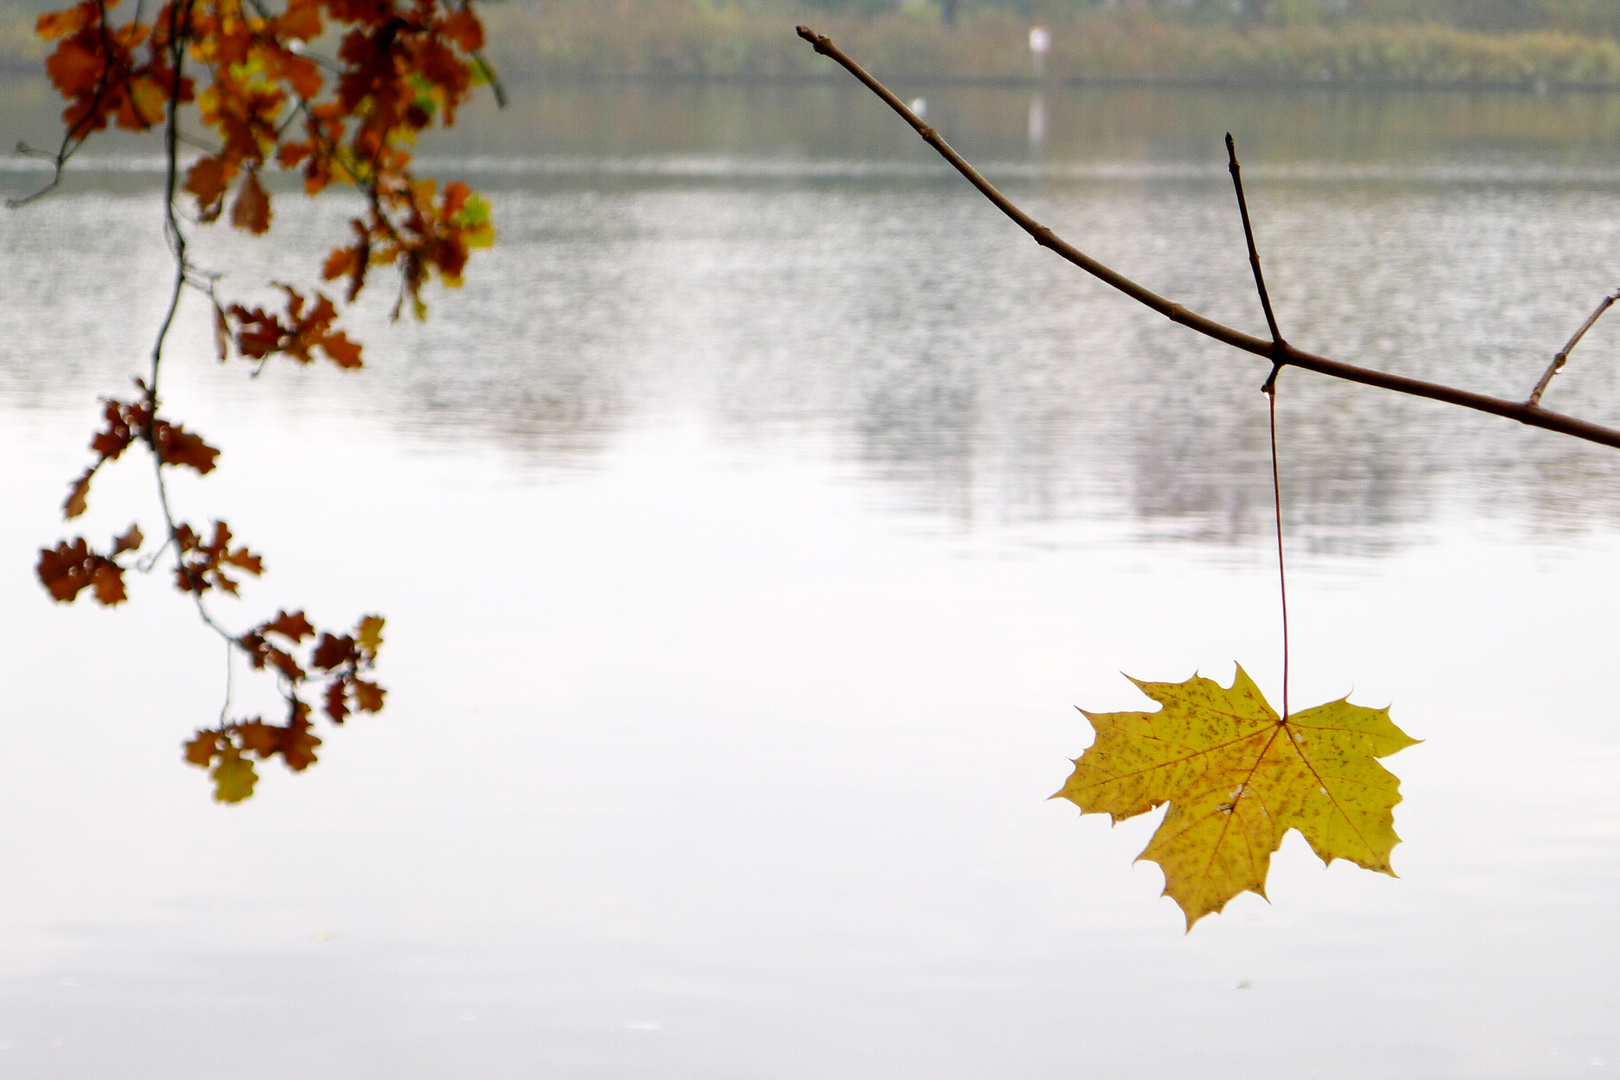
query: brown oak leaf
230 171 272 234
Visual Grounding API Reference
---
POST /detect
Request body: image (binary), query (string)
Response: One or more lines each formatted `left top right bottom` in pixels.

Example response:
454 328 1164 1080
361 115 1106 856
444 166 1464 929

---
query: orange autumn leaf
355 614 384 655
238 628 306 680
35 539 90 601
44 39 101 100
278 720 322 770
37 536 129 606
311 632 355 671
185 155 235 218
90 560 127 605
351 679 386 713
276 139 311 170
153 421 220 473
63 471 91 518
173 520 263 595
230 171 271 234
236 712 322 771
225 288 364 368
185 699 327 795
121 75 167 129
57 399 151 519
184 730 220 767
235 719 281 758
324 679 350 723
263 609 315 642
320 330 362 368
322 244 359 282
89 399 142 460
440 7 484 51
33 0 465 803
274 0 323 42
35 2 95 41
264 47 323 100
111 524 143 554
75 398 217 484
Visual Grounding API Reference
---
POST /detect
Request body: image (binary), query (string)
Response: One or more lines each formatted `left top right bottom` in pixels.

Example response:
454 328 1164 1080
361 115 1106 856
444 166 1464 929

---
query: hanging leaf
1056 666 1418 929
263 609 315 642
63 471 92 518
111 524 143 554
184 730 220 767
230 171 272 234
37 534 134 606
33 0 480 802
210 747 258 803
153 421 220 473
172 520 263 595
185 155 235 220
355 614 384 655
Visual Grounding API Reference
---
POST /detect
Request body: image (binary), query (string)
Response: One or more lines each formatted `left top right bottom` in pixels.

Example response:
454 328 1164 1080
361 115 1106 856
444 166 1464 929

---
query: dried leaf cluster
26 0 498 801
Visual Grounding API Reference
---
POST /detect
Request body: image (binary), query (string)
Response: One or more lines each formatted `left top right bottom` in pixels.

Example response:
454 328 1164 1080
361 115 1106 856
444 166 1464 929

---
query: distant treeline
817 1 1620 37
6 0 1620 87
470 0 1620 87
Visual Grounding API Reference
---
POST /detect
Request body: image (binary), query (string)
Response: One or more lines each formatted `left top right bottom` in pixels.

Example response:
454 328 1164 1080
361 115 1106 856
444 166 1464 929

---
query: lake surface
2 77 1619 1078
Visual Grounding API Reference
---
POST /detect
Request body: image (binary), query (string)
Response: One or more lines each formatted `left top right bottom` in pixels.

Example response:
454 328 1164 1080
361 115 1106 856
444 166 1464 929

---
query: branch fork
1528 290 1620 408
796 25 1620 453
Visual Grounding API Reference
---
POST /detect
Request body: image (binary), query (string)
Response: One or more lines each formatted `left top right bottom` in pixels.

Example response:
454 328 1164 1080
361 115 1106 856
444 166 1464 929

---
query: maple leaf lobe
1057 665 1416 930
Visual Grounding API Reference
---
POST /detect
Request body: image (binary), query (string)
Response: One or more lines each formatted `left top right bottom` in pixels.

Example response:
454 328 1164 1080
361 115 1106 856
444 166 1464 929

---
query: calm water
2 78 1619 1078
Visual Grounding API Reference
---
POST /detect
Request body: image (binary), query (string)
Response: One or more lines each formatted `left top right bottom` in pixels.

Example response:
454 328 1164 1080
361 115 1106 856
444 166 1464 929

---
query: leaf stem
1266 381 1289 722
1224 133 1290 719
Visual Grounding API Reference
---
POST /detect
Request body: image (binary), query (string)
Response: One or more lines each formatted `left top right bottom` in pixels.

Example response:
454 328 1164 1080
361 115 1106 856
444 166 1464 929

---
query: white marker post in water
1028 25 1051 80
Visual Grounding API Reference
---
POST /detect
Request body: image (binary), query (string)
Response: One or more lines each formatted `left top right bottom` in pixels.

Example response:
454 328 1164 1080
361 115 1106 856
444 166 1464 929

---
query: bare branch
1528 289 1620 407
793 25 1620 453
1225 133 1283 348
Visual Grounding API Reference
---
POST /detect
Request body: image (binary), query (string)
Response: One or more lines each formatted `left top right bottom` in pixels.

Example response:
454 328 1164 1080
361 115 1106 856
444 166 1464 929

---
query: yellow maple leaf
1055 665 1418 929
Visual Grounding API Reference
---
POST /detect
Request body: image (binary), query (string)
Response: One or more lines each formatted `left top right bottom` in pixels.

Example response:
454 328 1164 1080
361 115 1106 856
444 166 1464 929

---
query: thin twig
1226 132 1287 397
7 0 123 208
147 0 194 411
145 0 239 648
1528 289 1620 407
1226 133 1283 349
794 25 1620 454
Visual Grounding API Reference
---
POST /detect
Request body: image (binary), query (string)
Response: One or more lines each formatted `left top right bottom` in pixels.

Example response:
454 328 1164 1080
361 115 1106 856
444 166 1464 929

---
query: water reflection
4 79 1620 1079
9 82 1620 555
1027 92 1048 151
